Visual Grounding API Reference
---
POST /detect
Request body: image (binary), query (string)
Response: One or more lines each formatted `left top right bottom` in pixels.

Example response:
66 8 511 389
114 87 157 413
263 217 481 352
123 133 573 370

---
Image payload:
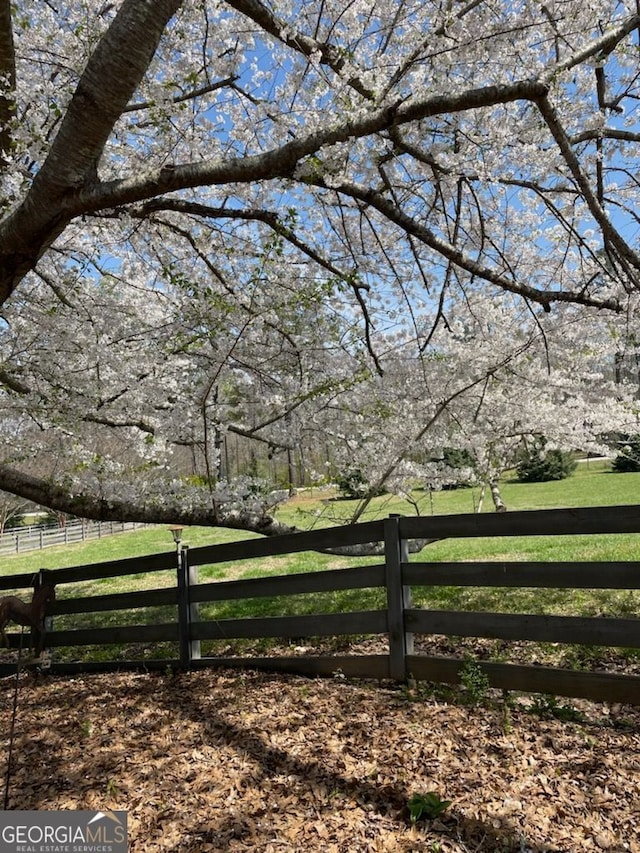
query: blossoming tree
0 0 638 532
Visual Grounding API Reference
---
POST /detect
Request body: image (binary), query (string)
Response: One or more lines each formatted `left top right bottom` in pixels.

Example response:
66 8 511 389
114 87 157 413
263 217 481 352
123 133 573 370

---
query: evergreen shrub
612 435 640 473
516 441 577 482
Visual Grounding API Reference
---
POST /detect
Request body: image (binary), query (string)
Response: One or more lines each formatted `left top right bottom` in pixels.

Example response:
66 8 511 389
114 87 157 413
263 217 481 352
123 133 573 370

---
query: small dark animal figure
0 583 56 655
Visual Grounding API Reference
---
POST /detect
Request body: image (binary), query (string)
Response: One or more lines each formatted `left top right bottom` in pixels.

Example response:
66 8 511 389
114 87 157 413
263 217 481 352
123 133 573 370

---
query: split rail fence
0 505 639 704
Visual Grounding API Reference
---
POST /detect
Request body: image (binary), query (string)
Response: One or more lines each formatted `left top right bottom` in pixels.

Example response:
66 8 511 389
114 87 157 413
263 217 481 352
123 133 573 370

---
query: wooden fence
0 520 147 555
0 505 639 704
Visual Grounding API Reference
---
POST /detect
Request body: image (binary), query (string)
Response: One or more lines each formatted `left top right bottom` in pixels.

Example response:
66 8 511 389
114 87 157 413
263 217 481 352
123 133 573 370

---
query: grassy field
3 457 638 575
0 460 638 666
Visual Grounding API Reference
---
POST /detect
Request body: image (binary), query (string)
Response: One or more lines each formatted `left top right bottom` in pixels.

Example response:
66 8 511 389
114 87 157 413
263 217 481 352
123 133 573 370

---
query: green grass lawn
0 461 638 667
2 459 639 588
2 458 638 577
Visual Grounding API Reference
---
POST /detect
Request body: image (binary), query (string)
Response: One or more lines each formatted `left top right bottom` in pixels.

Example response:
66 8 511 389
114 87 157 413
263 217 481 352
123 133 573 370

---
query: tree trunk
489 480 507 512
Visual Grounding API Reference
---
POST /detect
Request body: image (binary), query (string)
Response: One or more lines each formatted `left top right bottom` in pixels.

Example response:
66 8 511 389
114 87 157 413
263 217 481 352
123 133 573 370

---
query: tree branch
536 95 640 286
223 0 374 99
122 76 238 113
0 461 286 534
540 13 640 82
317 179 621 312
0 0 15 167
79 80 549 211
0 461 432 554
0 0 183 303
129 198 360 285
348 339 540 523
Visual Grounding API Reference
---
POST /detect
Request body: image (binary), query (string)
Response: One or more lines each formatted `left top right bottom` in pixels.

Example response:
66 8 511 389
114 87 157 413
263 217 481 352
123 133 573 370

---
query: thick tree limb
79 80 551 211
0 0 183 303
0 462 432 555
539 13 640 82
0 0 15 166
0 75 549 308
0 461 287 534
223 0 375 99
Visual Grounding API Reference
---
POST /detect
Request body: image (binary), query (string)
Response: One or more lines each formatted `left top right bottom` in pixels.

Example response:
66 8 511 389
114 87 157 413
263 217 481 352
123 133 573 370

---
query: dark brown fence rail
1 506 639 704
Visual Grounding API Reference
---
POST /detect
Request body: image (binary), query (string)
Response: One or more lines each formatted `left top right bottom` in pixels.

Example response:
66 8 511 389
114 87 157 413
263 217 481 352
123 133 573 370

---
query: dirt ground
1 666 639 853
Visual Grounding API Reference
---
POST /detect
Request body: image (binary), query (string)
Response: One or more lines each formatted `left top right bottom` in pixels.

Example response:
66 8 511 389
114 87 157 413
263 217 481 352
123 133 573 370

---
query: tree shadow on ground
0 671 124 810
157 679 566 853
1 670 634 853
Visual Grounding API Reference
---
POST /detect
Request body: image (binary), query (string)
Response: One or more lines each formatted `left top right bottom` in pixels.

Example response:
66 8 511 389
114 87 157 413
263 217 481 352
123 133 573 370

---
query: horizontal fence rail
0 520 148 555
406 609 640 647
0 505 638 704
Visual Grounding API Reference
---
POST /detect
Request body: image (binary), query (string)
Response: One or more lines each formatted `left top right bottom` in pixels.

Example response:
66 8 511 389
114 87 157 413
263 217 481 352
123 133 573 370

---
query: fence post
177 546 200 667
35 569 54 665
187 547 201 662
384 515 414 681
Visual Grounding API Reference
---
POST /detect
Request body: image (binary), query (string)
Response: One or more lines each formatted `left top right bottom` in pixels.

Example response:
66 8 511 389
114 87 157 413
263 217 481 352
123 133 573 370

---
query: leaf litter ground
1 668 639 852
